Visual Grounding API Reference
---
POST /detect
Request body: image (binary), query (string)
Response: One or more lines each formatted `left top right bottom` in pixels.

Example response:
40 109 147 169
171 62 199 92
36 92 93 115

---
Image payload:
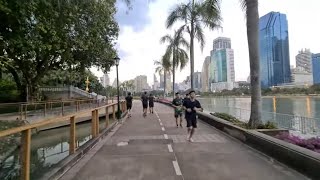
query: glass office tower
259 12 291 88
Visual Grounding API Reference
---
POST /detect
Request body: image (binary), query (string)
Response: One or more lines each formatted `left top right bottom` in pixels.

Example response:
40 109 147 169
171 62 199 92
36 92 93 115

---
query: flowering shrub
275 132 320 153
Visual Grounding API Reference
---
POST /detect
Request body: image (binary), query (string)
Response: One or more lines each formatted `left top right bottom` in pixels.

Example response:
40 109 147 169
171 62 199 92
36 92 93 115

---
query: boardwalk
60 101 307 180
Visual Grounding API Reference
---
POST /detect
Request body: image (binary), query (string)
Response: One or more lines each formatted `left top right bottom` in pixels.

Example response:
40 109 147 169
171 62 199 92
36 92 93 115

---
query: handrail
0 100 127 180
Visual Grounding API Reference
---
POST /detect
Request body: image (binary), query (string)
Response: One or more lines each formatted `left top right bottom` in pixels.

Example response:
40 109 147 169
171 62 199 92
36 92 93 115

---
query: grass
212 112 277 129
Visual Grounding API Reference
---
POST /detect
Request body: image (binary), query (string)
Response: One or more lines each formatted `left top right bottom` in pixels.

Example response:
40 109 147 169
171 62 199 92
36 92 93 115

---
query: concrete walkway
60 101 308 180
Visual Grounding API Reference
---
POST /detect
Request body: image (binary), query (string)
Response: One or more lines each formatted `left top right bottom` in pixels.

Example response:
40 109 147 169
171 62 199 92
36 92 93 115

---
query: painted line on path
172 161 182 175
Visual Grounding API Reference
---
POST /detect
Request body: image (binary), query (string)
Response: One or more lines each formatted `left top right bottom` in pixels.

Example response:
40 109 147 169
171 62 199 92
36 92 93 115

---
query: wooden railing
0 100 127 180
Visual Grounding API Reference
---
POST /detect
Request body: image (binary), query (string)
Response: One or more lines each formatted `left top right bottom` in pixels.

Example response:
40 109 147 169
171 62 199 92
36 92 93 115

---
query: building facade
312 53 320 84
259 12 291 88
210 37 235 91
193 71 202 90
134 75 148 92
99 74 110 88
291 67 313 85
201 56 211 92
296 49 312 73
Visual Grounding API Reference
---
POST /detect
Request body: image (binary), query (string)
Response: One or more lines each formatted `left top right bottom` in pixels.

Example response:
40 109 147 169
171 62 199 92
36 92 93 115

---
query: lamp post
114 56 121 120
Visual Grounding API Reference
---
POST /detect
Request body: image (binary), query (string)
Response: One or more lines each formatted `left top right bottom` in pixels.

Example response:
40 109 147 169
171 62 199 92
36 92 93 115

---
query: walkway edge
41 117 127 180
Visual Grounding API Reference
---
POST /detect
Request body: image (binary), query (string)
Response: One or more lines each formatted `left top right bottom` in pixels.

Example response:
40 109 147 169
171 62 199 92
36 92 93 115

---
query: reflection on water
199 96 320 118
0 119 110 180
199 97 320 135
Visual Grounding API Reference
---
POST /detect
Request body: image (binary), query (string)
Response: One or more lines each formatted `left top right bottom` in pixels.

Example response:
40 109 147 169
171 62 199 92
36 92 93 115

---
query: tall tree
166 0 221 89
160 29 189 98
0 0 119 101
241 0 262 127
154 55 171 97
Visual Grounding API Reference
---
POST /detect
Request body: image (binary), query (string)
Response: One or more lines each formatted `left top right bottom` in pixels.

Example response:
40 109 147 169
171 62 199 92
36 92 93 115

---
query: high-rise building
312 53 320 84
153 74 160 90
201 56 211 92
291 67 313 85
99 74 110 88
166 73 172 92
134 75 148 92
296 49 312 73
259 12 291 88
210 37 235 91
160 73 164 88
193 71 202 90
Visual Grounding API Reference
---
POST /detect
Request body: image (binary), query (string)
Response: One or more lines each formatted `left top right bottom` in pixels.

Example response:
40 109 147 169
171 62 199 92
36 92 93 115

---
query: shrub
212 112 241 123
275 132 320 153
257 121 277 129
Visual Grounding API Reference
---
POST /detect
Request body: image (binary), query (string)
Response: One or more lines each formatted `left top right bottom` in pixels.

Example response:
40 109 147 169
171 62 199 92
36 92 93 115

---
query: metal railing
39 86 94 99
0 100 127 180
202 104 320 135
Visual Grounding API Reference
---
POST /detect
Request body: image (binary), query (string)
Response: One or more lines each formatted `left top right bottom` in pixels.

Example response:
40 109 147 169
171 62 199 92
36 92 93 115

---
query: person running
172 92 183 128
125 92 133 118
141 92 148 117
148 93 155 114
183 93 190 103
183 90 203 142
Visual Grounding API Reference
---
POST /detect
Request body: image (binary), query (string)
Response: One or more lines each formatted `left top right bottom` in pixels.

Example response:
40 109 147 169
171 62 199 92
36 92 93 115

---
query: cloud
92 0 320 87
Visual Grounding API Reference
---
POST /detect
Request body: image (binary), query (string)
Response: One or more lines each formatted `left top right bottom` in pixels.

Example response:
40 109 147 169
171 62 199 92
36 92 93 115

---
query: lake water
198 96 320 135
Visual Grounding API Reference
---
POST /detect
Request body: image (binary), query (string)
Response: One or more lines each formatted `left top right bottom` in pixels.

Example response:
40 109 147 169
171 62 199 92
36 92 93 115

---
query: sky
91 0 320 86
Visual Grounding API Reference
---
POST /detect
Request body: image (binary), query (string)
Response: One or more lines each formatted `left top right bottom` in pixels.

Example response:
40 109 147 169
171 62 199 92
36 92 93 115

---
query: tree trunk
246 0 262 128
172 49 176 99
190 26 195 90
163 71 166 98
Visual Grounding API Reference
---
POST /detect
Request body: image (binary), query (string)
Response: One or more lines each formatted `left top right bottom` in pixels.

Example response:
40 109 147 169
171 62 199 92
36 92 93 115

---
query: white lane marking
172 161 182 175
164 134 168 139
167 144 173 152
117 142 128 146
160 122 163 126
161 127 165 131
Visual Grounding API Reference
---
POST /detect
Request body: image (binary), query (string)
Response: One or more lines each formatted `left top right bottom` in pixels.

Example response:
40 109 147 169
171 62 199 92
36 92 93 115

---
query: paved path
60 101 307 180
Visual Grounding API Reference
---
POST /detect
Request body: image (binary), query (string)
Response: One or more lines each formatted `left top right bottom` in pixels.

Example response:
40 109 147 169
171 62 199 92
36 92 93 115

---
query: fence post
91 110 97 138
24 105 27 120
21 129 31 180
95 110 99 135
62 101 65 116
44 103 47 117
69 116 76 154
106 106 109 128
112 104 116 121
19 104 23 120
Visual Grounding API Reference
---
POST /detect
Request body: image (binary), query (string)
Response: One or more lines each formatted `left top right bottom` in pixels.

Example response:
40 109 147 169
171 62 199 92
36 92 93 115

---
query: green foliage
212 112 277 129
0 79 21 102
0 0 119 99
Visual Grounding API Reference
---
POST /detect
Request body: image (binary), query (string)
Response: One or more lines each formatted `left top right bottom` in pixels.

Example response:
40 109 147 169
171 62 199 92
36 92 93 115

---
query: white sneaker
189 138 194 142
186 135 190 141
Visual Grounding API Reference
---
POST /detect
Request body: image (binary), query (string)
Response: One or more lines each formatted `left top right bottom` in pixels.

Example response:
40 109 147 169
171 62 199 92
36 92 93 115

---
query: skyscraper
193 71 201 90
259 12 291 88
210 37 235 91
134 75 148 92
312 53 320 84
99 74 110 88
296 49 312 73
201 56 211 92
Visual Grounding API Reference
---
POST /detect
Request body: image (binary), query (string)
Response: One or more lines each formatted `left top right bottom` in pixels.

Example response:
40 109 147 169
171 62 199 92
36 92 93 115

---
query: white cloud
92 0 320 86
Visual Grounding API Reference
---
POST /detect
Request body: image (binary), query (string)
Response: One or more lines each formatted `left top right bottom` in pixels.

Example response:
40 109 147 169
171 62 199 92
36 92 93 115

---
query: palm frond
160 35 173 44
177 48 189 71
194 22 205 51
166 3 189 28
240 0 247 11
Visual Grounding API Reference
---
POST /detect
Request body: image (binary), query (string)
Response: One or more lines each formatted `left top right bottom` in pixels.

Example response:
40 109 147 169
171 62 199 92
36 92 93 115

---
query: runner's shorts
186 117 197 128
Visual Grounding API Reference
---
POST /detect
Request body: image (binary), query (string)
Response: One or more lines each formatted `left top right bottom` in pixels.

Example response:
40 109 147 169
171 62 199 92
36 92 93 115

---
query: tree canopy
0 0 119 100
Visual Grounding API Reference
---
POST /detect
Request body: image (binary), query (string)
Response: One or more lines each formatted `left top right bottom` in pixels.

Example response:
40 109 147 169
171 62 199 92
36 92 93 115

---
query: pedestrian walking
183 90 203 142
172 92 183 128
149 93 155 114
125 92 133 118
141 92 148 117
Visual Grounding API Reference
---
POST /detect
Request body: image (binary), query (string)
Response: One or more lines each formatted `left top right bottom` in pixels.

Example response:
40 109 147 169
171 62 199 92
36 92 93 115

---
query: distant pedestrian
149 93 155 114
141 92 148 117
172 92 183 128
183 90 203 142
125 92 133 118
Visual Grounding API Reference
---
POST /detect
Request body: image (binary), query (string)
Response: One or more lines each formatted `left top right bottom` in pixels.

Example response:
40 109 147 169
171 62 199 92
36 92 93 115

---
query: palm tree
240 0 262 128
166 0 222 89
160 29 189 97
154 55 171 97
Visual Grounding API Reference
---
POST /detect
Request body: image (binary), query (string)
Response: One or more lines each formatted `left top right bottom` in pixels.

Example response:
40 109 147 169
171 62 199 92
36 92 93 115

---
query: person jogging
125 92 133 118
148 93 155 114
183 90 203 142
172 92 183 128
141 92 148 117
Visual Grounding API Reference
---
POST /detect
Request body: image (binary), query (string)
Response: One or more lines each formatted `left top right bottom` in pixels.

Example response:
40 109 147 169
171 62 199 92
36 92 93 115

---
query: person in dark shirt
172 92 183 128
141 92 148 117
148 93 155 114
183 93 190 103
125 92 133 118
183 90 203 142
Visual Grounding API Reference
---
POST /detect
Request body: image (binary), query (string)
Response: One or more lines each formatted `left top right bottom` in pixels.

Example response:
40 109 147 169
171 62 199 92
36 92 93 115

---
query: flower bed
275 132 320 153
